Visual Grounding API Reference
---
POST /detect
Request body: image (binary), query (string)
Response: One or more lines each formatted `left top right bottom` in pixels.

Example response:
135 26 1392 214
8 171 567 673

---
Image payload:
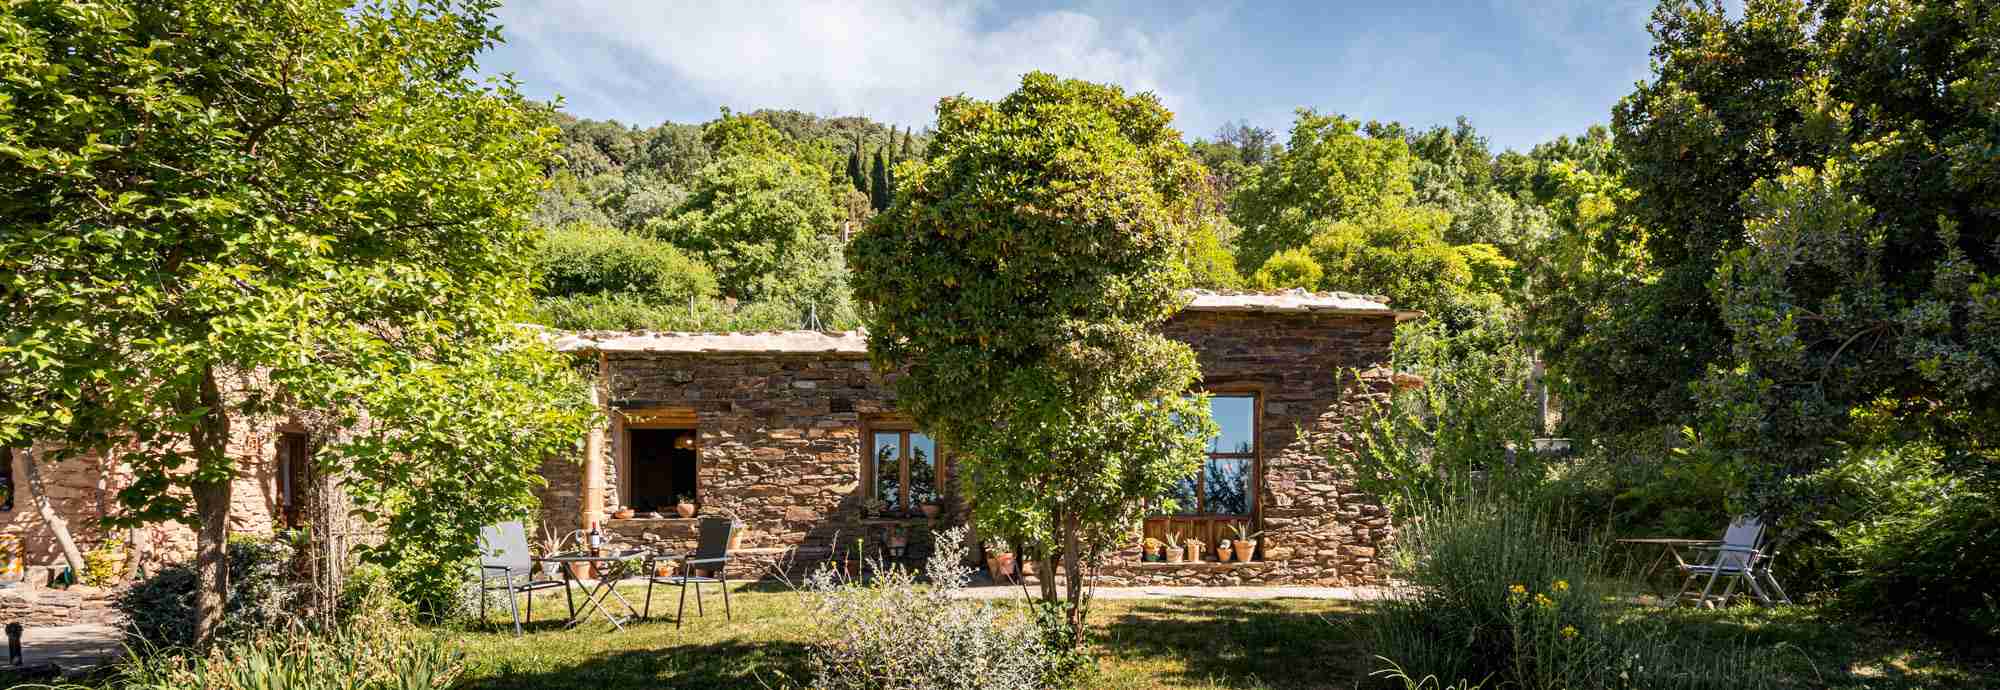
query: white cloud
494 0 1188 129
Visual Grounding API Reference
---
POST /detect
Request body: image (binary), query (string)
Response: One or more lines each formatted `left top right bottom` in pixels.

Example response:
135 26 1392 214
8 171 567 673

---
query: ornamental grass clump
802 527 1059 690
1372 496 1784 690
108 623 461 690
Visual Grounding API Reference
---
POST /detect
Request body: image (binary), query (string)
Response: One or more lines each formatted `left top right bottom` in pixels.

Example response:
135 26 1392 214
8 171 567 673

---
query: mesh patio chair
478 521 576 635
1676 515 1791 608
642 516 737 628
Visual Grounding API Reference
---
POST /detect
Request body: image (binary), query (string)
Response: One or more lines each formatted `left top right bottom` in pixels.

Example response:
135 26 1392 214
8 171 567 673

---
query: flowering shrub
801 527 1062 690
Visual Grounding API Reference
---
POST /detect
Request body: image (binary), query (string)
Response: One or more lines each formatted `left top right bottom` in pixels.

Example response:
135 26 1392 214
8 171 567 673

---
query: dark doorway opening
628 428 697 512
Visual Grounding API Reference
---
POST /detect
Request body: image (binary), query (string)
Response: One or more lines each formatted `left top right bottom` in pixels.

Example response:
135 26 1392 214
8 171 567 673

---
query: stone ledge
1118 561 1277 572
605 518 699 527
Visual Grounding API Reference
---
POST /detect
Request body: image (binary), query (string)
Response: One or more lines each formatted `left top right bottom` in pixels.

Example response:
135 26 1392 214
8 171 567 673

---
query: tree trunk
1059 515 1087 644
16 447 86 578
188 366 233 647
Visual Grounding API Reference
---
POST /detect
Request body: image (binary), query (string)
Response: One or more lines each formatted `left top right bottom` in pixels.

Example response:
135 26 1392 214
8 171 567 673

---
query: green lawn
451 583 1997 690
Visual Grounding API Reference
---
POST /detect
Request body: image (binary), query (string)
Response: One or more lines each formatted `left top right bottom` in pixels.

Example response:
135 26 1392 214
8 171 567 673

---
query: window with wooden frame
1163 394 1257 516
276 431 310 528
865 426 943 515
616 408 700 513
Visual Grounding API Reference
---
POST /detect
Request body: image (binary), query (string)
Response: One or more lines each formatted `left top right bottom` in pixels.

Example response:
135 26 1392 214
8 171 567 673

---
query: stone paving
15 623 122 676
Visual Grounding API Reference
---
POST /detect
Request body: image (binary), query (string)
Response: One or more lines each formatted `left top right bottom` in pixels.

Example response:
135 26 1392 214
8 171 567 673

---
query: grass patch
441 582 1995 690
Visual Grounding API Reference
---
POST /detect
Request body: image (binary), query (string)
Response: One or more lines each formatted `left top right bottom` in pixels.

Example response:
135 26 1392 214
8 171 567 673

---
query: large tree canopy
0 0 594 635
848 72 1215 640
1542 0 2000 502
1228 109 1415 270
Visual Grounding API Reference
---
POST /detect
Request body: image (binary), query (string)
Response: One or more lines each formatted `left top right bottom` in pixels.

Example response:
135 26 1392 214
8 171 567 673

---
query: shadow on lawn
1091 598 1371 690
458 636 814 690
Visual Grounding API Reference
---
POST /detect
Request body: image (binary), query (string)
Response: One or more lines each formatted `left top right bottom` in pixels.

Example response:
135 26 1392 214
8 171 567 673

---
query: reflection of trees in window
874 441 903 512
1203 459 1250 515
871 429 943 513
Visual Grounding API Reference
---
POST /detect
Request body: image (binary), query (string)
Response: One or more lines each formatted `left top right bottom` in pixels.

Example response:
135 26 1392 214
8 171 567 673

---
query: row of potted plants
861 496 944 519
1142 524 1264 564
608 494 701 520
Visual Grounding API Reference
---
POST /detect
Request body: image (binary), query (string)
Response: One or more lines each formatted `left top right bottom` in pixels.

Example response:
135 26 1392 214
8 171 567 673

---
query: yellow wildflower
1508 584 1527 595
1561 625 1579 640
1535 593 1555 608
1552 579 1570 593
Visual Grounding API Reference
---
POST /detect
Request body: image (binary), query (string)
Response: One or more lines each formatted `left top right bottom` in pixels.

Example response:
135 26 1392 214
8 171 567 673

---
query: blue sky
482 0 1665 152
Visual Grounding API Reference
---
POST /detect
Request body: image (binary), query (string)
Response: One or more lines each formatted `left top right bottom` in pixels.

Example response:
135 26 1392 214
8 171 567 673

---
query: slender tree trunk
16 447 86 578
1060 515 1086 644
188 366 233 647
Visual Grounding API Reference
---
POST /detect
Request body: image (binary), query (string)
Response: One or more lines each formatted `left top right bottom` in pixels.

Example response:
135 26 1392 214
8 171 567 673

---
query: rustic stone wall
533 352 912 571
547 308 1398 586
1155 310 1398 585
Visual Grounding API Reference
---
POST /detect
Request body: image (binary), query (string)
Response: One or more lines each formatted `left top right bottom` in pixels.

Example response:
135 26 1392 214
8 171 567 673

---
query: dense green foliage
0 0 595 640
118 535 301 651
534 224 717 304
849 72 1216 640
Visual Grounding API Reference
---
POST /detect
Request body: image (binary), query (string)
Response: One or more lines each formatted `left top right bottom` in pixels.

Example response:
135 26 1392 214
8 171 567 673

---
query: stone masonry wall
550 308 1399 587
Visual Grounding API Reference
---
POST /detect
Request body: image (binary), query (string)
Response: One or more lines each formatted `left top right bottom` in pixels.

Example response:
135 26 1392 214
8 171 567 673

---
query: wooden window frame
614 407 699 509
1145 388 1262 553
861 420 946 514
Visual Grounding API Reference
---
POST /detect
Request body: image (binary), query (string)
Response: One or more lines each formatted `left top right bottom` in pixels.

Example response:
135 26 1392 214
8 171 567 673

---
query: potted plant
1229 523 1263 563
861 496 887 519
717 508 748 551
535 526 571 579
1217 538 1233 562
612 505 636 520
1141 537 1164 562
919 500 942 519
1163 534 1183 563
1184 538 1205 563
675 494 697 518
984 538 1015 582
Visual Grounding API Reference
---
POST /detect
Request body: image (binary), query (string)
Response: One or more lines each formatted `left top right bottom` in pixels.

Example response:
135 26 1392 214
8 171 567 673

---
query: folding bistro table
540 549 652 630
1616 537 1720 584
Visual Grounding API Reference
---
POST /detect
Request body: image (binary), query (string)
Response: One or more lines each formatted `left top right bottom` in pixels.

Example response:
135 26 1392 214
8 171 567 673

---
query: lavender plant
801 527 1058 689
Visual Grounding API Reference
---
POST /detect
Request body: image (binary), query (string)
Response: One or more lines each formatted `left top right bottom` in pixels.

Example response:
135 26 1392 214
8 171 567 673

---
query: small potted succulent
1142 537 1165 562
1163 534 1184 563
612 505 636 520
1217 538 1233 562
675 494 697 518
861 496 888 519
1184 538 1205 563
1230 523 1263 563
536 526 571 579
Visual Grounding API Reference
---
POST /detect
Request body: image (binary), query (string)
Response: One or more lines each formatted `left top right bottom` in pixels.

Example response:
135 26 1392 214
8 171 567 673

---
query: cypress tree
846 136 867 193
900 128 914 158
869 148 890 211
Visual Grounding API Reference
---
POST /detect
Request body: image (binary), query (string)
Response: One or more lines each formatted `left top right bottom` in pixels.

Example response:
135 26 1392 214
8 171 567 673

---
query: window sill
1123 560 1275 570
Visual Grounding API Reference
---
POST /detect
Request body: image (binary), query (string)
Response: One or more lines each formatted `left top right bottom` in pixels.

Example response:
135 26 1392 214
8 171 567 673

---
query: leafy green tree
0 0 593 641
1182 218 1245 289
651 152 838 298
1229 109 1414 270
1575 0 2000 513
849 73 1216 642
1304 205 1512 327
1249 248 1322 290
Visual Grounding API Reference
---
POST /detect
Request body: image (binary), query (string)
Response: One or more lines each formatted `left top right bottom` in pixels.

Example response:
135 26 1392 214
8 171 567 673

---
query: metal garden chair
641 516 737 628
1676 515 1792 608
478 521 576 635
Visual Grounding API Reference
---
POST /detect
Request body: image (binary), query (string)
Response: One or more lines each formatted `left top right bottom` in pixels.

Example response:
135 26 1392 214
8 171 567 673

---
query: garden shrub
118 535 304 651
110 624 461 690
1372 495 1783 689
532 222 718 303
801 527 1070 690
1822 445 2000 639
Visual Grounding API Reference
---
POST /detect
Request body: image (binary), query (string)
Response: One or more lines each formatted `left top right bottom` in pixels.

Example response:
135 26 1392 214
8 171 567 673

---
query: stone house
541 289 1417 586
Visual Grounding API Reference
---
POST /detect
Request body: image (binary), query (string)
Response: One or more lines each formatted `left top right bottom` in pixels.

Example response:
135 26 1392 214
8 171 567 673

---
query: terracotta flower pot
1185 545 1202 562
727 523 746 550
1165 548 1183 563
1235 540 1255 562
612 508 635 520
675 502 696 518
920 503 941 519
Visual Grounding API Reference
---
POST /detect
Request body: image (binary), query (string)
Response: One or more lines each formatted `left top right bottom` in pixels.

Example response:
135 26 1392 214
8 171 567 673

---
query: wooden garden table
1616 538 1720 583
